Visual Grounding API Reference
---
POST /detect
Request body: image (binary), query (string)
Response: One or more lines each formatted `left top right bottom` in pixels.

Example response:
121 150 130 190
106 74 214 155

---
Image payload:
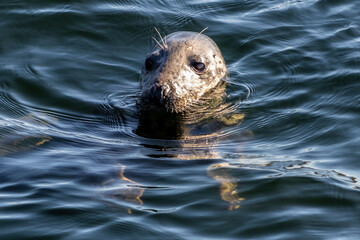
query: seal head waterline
137 30 229 139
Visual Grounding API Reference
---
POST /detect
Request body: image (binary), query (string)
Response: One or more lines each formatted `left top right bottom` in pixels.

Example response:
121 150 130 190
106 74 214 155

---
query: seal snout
147 85 164 105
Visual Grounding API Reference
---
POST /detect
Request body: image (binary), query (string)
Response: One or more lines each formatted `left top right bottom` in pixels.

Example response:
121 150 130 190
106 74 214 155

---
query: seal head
140 31 227 113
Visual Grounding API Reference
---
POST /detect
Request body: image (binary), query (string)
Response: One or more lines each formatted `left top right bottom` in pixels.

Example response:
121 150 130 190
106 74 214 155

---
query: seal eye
145 58 154 72
190 61 206 73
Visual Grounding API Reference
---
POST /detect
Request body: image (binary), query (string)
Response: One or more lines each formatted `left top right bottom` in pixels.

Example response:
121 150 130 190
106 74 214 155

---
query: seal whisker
154 27 167 49
152 37 164 50
192 27 208 45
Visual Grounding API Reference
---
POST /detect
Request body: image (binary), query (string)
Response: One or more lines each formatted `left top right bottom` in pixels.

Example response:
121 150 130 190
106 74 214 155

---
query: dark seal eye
190 61 206 73
145 58 154 72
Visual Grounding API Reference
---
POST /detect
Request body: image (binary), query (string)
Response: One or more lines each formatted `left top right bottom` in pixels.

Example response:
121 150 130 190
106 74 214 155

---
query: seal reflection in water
115 29 245 211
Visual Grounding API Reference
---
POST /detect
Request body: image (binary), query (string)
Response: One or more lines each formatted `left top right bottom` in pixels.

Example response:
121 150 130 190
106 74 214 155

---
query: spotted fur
140 31 227 113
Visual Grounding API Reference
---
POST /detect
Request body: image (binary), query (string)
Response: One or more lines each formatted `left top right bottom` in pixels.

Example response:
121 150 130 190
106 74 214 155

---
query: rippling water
1 0 359 239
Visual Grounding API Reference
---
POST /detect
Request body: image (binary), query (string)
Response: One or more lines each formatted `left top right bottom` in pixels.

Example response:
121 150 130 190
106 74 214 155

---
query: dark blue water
1 0 359 239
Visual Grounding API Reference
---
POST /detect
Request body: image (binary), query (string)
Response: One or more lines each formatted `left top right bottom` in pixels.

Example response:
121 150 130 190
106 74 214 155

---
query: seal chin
140 91 184 113
141 85 164 106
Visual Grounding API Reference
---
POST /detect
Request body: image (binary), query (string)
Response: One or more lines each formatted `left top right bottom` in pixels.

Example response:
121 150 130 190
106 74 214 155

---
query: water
0 0 359 239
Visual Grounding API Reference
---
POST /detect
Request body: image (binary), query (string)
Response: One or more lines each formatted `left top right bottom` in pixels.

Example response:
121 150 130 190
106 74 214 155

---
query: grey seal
140 31 227 113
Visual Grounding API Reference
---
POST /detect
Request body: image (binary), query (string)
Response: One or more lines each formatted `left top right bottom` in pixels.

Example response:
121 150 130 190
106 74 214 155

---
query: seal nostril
145 58 154 72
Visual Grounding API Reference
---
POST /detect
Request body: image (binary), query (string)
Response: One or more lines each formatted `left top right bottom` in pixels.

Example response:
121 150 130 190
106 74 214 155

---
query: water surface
0 0 360 239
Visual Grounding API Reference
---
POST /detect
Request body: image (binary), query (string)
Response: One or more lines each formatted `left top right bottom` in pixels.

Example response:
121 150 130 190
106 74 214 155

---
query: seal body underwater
137 31 229 139
108 30 246 211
